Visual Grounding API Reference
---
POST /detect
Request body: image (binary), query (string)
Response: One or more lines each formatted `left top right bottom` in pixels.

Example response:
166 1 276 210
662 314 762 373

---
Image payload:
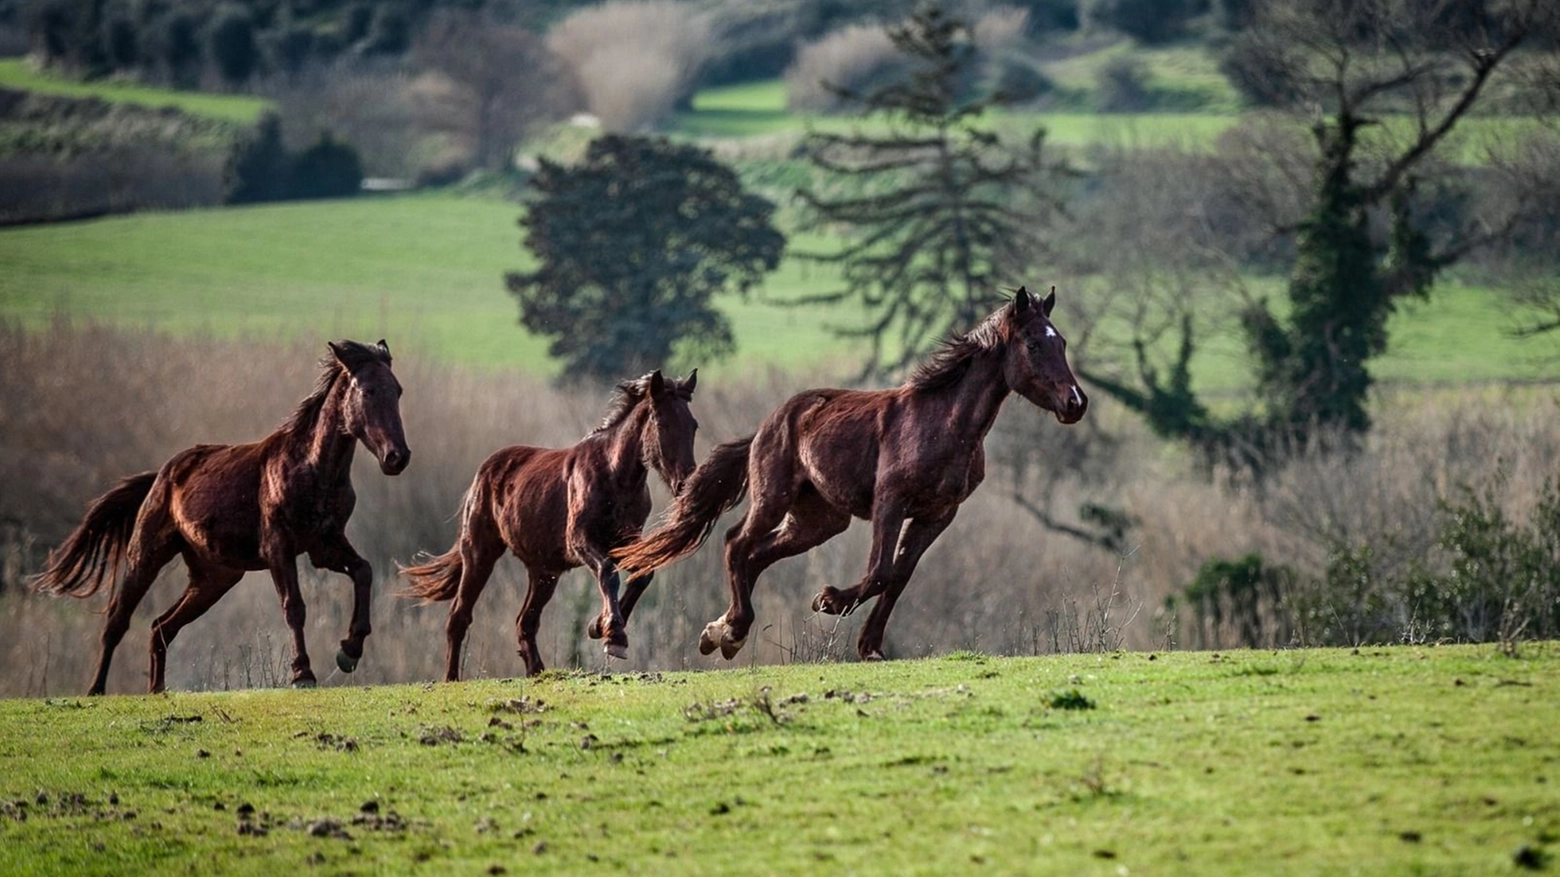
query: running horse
400 370 697 680
613 287 1087 662
34 340 410 694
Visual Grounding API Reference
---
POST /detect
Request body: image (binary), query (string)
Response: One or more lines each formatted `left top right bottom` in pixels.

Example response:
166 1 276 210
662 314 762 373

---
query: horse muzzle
379 446 411 475
1054 385 1088 424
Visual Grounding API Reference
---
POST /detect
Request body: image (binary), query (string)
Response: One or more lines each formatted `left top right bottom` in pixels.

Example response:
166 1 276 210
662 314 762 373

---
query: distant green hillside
0 193 1549 389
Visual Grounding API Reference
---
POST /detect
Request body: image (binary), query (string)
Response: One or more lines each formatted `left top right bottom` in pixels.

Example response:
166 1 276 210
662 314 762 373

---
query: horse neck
598 404 651 487
283 370 357 478
917 346 1012 446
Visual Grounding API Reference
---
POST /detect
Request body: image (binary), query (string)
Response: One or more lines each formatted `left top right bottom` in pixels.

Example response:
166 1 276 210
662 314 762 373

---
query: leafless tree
413 10 579 172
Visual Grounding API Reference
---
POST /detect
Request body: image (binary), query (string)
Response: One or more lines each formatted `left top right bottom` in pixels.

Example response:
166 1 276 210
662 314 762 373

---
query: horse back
161 441 269 569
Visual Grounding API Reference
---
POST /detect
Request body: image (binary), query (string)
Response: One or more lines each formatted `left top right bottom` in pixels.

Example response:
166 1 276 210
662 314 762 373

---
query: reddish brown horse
34 340 410 695
614 287 1087 662
400 370 697 680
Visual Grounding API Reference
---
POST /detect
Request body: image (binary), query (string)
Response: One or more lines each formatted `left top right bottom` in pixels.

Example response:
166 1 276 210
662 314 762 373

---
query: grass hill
0 645 1555 876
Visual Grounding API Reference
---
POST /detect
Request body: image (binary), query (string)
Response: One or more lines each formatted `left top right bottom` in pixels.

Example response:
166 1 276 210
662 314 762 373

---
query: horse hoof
862 650 885 662
698 619 727 656
719 636 746 661
604 642 628 660
813 587 847 615
335 649 359 674
697 628 719 656
292 677 317 689
586 617 604 640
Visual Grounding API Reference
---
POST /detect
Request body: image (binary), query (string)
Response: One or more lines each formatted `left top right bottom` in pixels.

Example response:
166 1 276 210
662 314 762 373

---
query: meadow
0 646 1554 876
0 59 271 125
0 193 1550 392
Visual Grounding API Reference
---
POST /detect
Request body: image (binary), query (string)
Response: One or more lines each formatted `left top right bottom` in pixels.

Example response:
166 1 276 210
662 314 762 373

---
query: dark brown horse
400 370 697 680
34 340 410 694
614 287 1087 662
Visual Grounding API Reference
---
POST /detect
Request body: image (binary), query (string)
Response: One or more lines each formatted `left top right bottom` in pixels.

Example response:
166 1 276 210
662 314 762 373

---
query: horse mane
591 375 655 435
907 303 1012 392
282 340 392 435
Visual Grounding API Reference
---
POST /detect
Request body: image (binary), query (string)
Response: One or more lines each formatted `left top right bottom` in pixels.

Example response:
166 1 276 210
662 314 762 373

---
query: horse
613 287 1087 662
399 369 697 680
33 340 410 695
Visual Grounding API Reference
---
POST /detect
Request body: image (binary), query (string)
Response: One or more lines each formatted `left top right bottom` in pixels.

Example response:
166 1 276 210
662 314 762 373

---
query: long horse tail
33 471 156 598
613 435 754 578
398 487 477 603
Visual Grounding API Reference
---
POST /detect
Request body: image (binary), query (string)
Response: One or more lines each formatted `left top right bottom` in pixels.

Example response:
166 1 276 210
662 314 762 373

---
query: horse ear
327 341 348 366
681 368 698 397
376 339 391 358
1041 286 1056 317
1013 286 1031 313
648 369 666 398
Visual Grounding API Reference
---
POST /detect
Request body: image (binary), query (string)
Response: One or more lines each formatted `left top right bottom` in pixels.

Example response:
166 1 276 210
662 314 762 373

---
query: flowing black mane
907 304 1011 392
282 340 393 435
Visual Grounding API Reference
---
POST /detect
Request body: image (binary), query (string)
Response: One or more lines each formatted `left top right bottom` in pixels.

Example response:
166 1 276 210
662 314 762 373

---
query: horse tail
398 547 463 603
613 435 753 577
398 487 477 603
33 471 156 598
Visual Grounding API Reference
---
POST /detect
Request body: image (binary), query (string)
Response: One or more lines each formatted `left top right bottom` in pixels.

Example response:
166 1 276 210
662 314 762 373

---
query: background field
0 645 1554 876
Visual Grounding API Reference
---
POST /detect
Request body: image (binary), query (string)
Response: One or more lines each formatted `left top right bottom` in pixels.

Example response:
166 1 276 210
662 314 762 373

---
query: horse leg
514 569 560 677
701 487 797 660
264 553 316 687
88 520 179 696
148 562 242 693
812 495 906 617
855 511 957 661
590 572 651 638
442 532 503 683
576 544 632 660
308 535 376 674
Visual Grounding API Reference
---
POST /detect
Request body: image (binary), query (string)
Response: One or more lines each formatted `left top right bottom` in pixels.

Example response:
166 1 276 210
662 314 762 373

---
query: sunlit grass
0 59 270 124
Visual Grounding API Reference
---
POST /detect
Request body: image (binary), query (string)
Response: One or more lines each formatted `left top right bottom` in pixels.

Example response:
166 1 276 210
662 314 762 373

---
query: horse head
330 339 411 475
642 368 699 495
1003 287 1088 425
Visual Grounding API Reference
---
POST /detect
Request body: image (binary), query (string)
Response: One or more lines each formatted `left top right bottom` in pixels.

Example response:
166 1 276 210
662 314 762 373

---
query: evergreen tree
796 4 1064 376
505 135 785 382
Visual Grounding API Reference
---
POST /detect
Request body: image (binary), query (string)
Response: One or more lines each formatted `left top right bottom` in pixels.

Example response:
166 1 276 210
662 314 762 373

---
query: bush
1095 54 1150 111
206 5 258 86
1082 0 1199 44
785 22 901 112
290 133 363 199
546 0 712 131
224 113 362 204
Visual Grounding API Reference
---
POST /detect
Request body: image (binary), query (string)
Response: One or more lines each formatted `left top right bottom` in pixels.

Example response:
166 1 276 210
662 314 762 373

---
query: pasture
0 59 270 125
0 194 1549 391
0 645 1554 875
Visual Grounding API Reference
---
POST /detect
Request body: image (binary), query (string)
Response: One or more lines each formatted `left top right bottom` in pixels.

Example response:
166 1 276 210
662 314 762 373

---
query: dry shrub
3 322 1556 696
545 1 712 132
784 22 899 112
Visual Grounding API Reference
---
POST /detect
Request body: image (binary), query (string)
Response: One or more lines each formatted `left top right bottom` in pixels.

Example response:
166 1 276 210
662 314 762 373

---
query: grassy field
0 192 1550 390
0 645 1554 875
0 59 270 125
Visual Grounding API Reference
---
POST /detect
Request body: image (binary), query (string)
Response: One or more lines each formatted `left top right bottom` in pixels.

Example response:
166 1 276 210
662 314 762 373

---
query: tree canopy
506 134 785 382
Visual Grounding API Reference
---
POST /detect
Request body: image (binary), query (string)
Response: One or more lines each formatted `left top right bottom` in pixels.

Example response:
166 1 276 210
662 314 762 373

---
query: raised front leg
855 511 957 661
811 495 906 617
309 535 374 674
576 543 629 660
265 550 316 688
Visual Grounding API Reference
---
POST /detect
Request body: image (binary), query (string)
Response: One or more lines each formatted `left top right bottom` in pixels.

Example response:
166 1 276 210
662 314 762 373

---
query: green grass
0 193 1548 388
0 646 1556 875
0 59 270 125
0 194 868 376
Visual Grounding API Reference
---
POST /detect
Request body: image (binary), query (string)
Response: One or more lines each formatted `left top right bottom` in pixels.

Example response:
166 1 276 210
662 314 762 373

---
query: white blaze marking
1044 326 1057 338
